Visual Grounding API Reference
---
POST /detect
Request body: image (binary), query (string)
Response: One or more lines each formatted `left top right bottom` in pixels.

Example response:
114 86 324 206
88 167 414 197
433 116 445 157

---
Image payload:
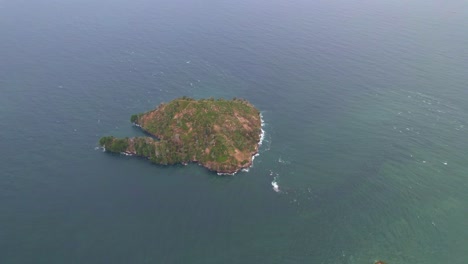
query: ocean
1 0 467 263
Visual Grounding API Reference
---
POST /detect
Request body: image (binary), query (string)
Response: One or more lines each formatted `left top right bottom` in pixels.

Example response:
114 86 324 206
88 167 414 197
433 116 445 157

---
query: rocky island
99 97 263 174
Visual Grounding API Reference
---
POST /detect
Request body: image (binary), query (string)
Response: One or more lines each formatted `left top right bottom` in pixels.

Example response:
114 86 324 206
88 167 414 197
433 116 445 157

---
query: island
99 97 263 174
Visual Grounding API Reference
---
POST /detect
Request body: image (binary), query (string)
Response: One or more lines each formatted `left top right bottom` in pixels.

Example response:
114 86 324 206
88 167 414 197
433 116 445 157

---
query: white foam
271 174 280 192
252 152 260 162
96 146 106 152
241 113 265 173
443 162 448 165
258 113 265 146
271 180 280 193
217 172 236 176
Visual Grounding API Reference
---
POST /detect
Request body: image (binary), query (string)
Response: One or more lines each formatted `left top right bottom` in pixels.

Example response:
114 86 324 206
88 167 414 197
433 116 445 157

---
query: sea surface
1 0 467 263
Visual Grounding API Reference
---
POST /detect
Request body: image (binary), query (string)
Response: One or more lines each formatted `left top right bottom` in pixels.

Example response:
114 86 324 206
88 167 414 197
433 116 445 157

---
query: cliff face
99 97 262 174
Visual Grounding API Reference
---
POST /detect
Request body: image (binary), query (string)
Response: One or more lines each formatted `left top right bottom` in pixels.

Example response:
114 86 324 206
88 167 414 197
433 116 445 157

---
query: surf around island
99 97 263 174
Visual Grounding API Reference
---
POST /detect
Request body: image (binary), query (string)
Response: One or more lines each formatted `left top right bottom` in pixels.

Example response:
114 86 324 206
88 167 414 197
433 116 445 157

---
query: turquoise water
1 0 467 263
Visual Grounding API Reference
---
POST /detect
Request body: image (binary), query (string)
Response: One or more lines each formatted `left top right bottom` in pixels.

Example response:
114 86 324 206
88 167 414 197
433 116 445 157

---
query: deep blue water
1 0 467 263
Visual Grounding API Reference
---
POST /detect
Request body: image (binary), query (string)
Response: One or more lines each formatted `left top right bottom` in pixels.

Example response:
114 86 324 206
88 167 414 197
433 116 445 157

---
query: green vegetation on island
99 97 262 174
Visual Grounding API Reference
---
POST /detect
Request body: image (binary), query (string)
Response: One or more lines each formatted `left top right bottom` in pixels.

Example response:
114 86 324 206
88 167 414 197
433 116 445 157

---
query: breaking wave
259 113 265 146
269 170 280 193
271 179 280 192
241 112 266 173
217 172 236 176
95 146 106 152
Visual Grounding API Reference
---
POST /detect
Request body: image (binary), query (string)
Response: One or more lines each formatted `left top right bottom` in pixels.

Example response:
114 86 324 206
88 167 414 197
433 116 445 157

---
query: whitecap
271 175 280 193
271 180 280 193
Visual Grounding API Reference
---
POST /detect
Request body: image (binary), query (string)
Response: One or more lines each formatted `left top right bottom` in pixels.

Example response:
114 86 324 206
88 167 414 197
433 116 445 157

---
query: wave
95 146 106 152
217 172 236 176
259 113 265 146
241 113 266 173
271 177 280 193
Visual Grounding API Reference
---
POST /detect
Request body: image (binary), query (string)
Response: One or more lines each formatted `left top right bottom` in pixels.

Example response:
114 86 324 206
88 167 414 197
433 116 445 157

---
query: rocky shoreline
99 97 262 174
